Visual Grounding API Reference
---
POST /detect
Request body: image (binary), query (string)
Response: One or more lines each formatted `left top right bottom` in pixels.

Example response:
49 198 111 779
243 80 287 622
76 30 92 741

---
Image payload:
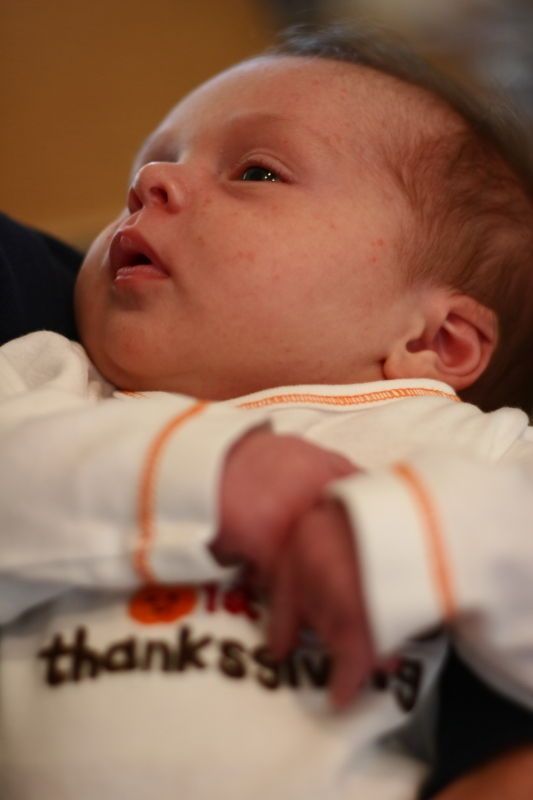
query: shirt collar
231 378 459 411
116 377 459 410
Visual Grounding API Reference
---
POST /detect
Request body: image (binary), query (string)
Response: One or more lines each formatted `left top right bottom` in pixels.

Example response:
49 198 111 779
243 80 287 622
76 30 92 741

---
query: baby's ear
383 292 498 390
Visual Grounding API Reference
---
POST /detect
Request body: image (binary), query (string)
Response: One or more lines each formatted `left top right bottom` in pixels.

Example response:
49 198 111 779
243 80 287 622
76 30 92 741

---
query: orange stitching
118 386 458 408
238 387 459 410
393 463 456 620
135 401 208 583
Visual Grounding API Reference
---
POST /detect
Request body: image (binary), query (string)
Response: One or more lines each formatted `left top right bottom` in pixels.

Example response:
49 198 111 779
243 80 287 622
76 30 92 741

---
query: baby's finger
326 451 359 479
268 556 300 660
330 636 374 709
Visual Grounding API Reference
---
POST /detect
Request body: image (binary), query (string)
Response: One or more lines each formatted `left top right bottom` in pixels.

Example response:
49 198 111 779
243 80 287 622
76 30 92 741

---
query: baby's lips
109 228 170 277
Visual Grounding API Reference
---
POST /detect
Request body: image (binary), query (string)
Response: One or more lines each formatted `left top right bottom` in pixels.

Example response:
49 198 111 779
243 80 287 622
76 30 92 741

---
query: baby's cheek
234 248 258 265
84 216 122 264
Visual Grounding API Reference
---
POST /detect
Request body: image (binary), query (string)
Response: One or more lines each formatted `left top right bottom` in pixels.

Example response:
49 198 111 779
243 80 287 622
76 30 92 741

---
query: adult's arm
431 744 533 800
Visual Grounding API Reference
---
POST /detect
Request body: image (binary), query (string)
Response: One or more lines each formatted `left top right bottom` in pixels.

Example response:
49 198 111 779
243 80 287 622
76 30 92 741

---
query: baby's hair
270 24 533 413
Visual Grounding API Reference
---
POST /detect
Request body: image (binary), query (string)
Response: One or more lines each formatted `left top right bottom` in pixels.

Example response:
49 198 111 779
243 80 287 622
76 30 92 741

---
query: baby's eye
240 165 280 182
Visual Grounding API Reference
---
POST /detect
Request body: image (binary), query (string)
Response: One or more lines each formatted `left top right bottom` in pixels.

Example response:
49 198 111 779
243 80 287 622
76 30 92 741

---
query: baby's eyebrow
130 109 344 182
222 111 344 158
225 110 293 129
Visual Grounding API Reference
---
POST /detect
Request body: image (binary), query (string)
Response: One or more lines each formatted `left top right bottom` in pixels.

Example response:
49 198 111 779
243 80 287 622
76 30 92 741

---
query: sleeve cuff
329 469 444 656
144 404 268 584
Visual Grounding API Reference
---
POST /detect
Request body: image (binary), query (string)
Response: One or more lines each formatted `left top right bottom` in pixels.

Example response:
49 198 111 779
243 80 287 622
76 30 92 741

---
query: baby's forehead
136 56 460 170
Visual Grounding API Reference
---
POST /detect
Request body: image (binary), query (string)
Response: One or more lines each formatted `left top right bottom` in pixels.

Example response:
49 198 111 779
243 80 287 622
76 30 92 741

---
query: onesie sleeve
0 335 268 624
329 433 533 706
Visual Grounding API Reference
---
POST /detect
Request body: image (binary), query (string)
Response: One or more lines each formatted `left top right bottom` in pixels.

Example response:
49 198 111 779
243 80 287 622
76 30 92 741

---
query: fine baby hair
271 24 533 414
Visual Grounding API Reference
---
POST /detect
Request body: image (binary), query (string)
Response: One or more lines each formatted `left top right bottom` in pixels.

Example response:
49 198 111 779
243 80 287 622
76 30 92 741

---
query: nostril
149 186 169 206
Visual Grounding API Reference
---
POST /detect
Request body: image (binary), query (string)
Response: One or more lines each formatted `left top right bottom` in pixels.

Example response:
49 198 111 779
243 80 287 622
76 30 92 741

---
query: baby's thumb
326 451 359 479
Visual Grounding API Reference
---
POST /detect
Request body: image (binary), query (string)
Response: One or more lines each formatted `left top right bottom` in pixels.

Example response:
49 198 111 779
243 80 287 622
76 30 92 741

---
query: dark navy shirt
0 212 82 345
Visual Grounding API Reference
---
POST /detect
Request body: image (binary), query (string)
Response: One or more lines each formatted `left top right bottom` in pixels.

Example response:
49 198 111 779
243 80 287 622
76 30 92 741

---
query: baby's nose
128 161 185 213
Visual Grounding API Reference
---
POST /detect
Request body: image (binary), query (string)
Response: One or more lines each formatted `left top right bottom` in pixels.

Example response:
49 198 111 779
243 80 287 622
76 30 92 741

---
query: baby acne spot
237 249 257 263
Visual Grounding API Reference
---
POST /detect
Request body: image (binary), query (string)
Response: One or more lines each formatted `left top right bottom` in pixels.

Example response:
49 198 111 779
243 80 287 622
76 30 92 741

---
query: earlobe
384 294 498 390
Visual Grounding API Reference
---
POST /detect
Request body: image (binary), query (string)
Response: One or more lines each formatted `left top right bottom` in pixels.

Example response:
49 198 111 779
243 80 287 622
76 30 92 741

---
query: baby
1 24 533 800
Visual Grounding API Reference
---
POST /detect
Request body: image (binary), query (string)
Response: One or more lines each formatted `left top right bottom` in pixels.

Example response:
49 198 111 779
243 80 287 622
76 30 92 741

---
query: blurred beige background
4 1 532 250
1 0 275 247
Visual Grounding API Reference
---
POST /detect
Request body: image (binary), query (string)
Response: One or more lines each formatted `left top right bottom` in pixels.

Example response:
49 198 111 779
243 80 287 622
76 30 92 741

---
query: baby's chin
86 344 235 400
88 350 184 395
89 349 289 401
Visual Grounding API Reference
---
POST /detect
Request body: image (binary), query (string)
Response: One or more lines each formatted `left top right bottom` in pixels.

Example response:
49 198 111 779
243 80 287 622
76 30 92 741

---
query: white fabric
1 331 532 800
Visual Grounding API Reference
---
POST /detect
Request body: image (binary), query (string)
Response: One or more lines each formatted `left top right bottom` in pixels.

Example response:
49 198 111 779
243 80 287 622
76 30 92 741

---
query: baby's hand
268 498 375 709
212 429 356 578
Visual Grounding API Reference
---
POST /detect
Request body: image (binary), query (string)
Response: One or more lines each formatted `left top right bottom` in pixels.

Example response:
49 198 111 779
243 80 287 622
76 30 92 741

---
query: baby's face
76 56 421 398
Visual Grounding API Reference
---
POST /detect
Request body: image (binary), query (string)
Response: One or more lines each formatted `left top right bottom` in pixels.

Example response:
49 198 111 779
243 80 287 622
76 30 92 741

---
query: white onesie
1 332 532 800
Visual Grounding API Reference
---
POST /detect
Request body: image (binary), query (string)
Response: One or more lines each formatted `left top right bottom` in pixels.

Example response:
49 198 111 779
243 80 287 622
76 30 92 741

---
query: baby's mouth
109 231 170 281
